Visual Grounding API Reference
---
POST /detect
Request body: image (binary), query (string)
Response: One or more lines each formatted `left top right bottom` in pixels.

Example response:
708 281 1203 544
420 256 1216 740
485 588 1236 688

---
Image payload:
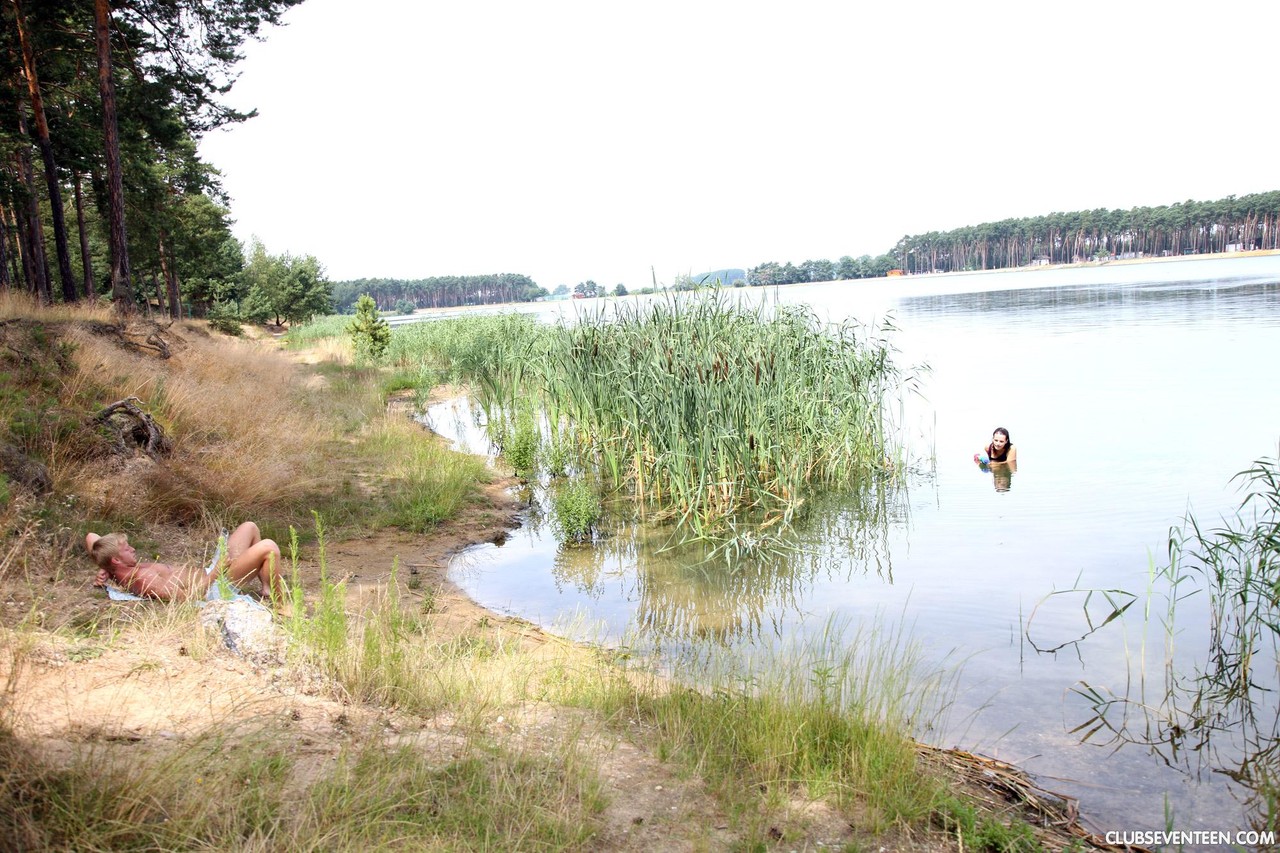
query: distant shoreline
401 249 1280 319
898 247 1280 280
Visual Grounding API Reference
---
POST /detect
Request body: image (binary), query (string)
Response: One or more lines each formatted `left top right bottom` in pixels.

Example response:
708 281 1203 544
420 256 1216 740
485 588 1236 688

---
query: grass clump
599 616 958 836
0 724 606 851
553 478 602 543
305 743 607 849
364 416 489 532
375 292 904 547
933 793 1043 852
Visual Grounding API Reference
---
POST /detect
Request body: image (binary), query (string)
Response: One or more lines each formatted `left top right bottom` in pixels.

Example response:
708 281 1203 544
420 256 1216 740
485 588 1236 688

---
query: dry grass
296 335 354 365
0 291 115 324
63 326 333 520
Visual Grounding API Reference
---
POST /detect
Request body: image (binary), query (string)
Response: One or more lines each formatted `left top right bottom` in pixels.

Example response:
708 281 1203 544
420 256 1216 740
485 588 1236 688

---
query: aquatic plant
1065 448 1280 834
386 293 902 545
545 293 902 540
552 478 602 543
386 313 546 400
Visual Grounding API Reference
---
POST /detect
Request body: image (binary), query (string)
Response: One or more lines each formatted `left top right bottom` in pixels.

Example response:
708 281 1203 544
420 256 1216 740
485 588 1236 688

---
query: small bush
206 302 244 336
552 478 600 543
540 427 574 477
348 294 391 362
503 418 540 476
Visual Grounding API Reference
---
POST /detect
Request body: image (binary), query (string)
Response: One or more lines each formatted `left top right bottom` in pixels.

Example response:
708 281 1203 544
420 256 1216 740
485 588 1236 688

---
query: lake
432 255 1280 842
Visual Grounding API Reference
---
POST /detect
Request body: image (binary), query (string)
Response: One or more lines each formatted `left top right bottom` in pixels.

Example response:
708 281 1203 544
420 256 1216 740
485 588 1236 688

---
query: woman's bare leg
225 522 287 604
225 522 261 561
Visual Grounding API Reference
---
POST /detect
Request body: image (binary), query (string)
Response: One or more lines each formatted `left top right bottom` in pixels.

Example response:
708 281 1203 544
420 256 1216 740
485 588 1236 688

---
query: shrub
206 302 244 336
348 294 391 362
503 417 540 476
552 478 600 543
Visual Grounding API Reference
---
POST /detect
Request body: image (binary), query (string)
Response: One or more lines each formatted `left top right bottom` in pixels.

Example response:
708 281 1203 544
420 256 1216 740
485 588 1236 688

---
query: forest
331 274 545 314
0 0 339 325
750 191 1280 284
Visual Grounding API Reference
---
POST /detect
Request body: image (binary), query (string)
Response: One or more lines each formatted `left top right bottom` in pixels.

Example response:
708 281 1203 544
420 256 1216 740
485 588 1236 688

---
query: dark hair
993 427 1011 444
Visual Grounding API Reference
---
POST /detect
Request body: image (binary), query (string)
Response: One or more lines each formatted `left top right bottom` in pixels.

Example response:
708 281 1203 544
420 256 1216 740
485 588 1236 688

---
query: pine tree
347 294 390 362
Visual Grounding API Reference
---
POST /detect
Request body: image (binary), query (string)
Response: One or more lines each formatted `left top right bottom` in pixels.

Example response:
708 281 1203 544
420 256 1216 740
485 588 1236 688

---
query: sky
197 0 1280 290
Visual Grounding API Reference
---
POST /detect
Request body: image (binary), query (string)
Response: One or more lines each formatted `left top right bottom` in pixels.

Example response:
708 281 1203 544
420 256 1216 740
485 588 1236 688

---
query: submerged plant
1067 448 1280 834
552 478 601 543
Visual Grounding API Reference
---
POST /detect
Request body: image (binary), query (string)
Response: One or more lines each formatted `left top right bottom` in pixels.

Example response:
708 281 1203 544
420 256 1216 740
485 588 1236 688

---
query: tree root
94 397 172 458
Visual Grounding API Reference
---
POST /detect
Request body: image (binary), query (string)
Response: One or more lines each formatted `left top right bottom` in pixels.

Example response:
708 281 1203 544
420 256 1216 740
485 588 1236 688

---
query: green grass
374 292 905 549
362 420 490 533
0 724 607 851
283 313 352 348
305 743 607 849
933 793 1044 852
592 615 959 836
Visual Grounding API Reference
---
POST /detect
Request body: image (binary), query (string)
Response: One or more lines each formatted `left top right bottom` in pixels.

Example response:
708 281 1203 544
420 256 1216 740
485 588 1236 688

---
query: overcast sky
197 0 1278 290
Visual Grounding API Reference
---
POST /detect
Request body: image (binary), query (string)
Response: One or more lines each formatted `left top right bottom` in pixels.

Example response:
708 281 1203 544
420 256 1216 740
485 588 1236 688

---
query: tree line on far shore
331 274 544 314
889 190 1280 275
749 191 1280 284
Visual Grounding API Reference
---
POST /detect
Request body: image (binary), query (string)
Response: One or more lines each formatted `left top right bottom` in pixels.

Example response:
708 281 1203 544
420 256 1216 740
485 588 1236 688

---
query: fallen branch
917 743 1153 852
94 396 172 458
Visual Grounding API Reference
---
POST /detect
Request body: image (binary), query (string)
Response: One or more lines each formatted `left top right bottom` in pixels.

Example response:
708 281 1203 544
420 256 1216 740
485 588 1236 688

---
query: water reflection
1038 454 1280 835
1066 614 1280 834
525 477 907 647
977 461 1015 492
895 279 1280 326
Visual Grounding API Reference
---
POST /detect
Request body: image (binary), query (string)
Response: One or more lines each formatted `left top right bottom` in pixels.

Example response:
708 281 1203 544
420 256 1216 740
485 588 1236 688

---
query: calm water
435 256 1280 841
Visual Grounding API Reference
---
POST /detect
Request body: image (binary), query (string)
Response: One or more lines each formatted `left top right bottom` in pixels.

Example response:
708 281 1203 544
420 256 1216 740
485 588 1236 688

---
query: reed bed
537 294 899 539
373 292 902 546
386 312 545 398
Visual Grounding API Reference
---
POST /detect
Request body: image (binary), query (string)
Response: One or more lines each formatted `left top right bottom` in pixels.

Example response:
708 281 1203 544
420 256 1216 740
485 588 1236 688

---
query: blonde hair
90 533 128 570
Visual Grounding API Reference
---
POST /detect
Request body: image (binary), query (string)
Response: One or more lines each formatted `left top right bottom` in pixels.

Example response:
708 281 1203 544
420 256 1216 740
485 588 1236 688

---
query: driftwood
120 323 173 359
84 320 173 359
94 397 172 458
917 743 1154 852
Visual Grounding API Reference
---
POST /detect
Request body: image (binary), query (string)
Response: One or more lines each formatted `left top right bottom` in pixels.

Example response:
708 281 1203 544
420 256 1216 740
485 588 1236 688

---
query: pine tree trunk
73 171 94 299
2 202 21 288
0 203 10 291
95 0 133 313
157 231 181 319
12 137 50 303
11 195 35 294
150 271 163 316
13 0 77 302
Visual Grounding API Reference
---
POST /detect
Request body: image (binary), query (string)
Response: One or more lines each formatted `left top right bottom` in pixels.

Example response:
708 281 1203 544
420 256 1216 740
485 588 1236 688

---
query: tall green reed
1068 448 1280 834
382 292 903 547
